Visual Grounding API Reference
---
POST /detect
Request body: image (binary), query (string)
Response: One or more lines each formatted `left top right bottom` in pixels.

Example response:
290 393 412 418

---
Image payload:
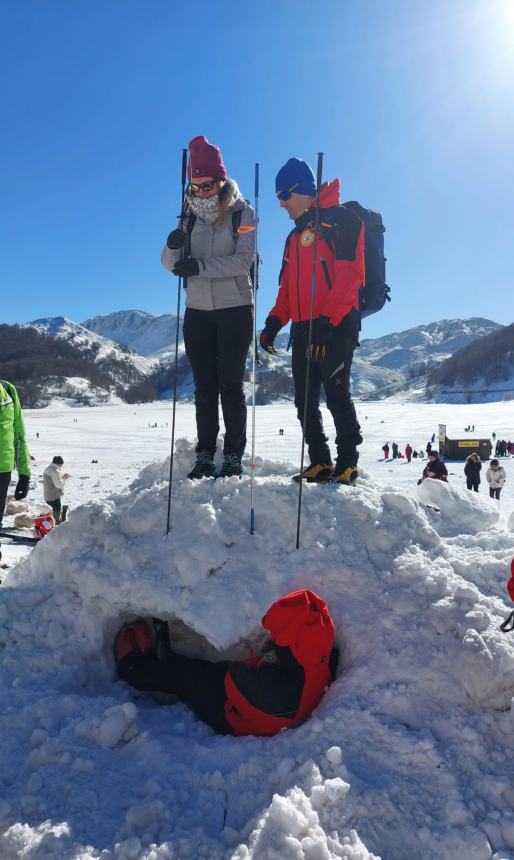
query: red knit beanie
188 135 227 180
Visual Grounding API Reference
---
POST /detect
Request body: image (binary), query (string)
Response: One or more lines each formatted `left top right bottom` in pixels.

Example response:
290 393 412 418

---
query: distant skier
405 443 413 463
114 589 337 736
426 441 432 456
486 459 506 500
382 443 390 460
420 451 448 483
392 442 399 459
464 453 481 492
161 135 255 479
259 157 365 485
0 379 31 530
43 456 70 524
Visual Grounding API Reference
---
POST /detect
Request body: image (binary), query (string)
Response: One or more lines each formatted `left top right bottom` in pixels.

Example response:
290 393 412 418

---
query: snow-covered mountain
29 316 157 378
257 317 502 402
427 320 514 403
11 313 504 405
79 311 502 403
82 309 183 362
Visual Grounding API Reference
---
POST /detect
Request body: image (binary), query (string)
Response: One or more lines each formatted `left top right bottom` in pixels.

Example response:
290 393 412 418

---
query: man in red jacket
114 589 337 736
260 158 365 484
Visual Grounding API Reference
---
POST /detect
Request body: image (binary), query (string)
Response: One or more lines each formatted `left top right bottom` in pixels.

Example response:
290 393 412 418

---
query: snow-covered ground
1 400 514 859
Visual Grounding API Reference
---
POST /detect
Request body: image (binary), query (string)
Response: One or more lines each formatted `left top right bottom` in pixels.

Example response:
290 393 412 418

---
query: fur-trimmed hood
219 178 246 211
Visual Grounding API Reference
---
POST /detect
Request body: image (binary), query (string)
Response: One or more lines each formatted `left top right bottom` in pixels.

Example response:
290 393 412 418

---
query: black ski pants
291 324 362 467
46 498 62 523
118 650 232 734
183 306 253 459
466 480 479 492
490 487 501 500
0 472 11 525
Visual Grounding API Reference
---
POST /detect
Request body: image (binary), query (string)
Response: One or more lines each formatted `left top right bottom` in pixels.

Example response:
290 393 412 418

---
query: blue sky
2 0 514 339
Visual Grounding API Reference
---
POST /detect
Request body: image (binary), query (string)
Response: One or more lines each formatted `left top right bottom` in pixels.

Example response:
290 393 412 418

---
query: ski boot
292 463 334 483
114 619 155 666
187 451 216 480
331 465 358 486
215 453 242 478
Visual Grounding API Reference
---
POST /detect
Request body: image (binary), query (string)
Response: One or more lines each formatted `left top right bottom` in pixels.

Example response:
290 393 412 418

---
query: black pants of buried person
118 649 232 734
0 472 12 526
183 305 253 459
291 322 362 467
466 480 479 492
490 487 502 500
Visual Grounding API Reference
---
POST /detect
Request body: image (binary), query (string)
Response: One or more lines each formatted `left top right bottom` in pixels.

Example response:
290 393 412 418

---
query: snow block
416 478 500 533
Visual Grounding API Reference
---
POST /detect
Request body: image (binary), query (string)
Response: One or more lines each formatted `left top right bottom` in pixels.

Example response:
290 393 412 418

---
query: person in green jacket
0 380 31 529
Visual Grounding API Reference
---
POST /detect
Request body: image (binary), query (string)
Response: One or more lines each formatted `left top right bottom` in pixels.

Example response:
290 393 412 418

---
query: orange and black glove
259 316 282 356
308 316 333 362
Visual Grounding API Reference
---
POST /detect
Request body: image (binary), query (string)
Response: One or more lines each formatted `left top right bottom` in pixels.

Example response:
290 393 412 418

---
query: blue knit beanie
275 158 316 198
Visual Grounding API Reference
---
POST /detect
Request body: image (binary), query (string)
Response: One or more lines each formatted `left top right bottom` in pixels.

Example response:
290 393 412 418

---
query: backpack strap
185 213 196 257
186 209 243 250
279 228 295 283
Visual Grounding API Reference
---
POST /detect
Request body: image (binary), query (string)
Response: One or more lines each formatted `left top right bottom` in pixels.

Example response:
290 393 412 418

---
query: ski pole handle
181 148 188 189
316 152 324 192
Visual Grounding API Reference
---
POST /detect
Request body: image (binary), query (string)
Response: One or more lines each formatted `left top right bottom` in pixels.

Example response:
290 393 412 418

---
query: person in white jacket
486 458 506 500
43 455 69 523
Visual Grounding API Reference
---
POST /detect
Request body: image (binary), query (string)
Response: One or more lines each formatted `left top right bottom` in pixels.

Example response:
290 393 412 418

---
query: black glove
308 316 333 361
167 229 188 250
259 316 282 355
172 257 200 277
14 474 30 500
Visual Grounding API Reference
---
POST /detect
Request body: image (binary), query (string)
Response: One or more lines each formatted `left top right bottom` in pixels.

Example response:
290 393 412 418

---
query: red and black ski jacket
224 589 336 736
507 558 514 603
268 180 365 330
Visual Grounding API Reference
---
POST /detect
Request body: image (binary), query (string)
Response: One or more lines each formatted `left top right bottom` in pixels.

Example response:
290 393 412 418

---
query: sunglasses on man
189 180 219 194
275 182 299 202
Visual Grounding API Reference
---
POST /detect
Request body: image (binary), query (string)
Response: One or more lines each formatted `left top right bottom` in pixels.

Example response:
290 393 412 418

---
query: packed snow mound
416 477 500 533
1 441 514 859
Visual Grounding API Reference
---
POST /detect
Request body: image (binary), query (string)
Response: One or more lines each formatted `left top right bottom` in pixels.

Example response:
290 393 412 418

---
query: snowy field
1 400 514 859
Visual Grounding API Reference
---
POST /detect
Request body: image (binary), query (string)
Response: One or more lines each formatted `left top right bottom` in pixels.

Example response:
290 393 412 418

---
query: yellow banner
457 441 480 447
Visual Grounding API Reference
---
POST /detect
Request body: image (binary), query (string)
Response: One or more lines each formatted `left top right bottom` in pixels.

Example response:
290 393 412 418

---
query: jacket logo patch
300 229 314 247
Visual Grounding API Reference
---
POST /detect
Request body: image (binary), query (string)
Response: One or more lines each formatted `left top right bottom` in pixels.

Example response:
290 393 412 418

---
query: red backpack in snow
224 588 335 736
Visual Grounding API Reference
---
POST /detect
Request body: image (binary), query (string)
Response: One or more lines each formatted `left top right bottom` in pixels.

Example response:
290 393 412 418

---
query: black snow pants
118 650 232 734
291 323 362 467
0 472 12 525
46 498 62 523
183 306 253 459
466 480 479 492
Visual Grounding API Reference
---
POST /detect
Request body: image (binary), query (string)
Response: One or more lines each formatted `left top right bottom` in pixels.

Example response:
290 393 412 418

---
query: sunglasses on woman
275 181 299 202
189 180 219 194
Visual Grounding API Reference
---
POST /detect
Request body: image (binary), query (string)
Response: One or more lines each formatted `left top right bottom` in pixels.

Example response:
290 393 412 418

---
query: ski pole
296 152 324 550
166 147 188 535
250 162 259 535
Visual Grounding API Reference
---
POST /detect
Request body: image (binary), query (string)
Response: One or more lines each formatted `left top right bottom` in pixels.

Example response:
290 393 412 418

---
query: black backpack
342 201 390 318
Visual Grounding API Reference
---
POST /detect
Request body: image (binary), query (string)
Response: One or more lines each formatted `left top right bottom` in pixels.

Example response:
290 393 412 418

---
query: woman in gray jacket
162 136 255 479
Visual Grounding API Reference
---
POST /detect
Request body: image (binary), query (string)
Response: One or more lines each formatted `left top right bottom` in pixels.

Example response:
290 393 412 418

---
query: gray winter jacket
161 181 255 312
